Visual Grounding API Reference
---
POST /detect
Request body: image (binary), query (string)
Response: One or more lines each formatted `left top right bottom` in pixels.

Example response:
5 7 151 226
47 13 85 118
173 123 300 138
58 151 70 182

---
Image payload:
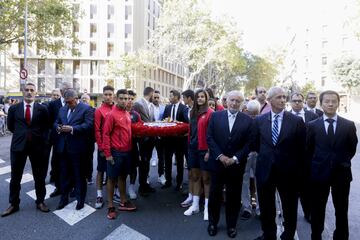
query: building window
55 78 63 88
108 5 114 20
322 41 328 49
73 22 79 33
90 60 98 75
148 0 151 10
73 78 80 91
72 3 80 18
107 42 114 57
107 23 114 38
18 41 24 55
305 58 309 68
322 25 328 35
125 6 132 20
148 13 151 27
37 77 45 92
147 30 150 40
342 37 348 48
90 4 97 19
125 24 132 38
124 42 131 53
73 60 80 74
90 42 96 56
90 23 97 38
322 56 327 65
321 76 326 86
38 59 45 74
90 78 94 93
55 60 64 74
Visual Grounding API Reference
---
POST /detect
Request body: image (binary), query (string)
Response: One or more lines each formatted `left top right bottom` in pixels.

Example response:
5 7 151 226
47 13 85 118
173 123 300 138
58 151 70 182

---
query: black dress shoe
36 202 50 212
161 182 172 189
75 202 84 210
175 184 182 191
145 184 156 193
56 199 69 210
207 224 217 237
253 235 265 240
227 228 237 238
138 186 149 197
50 188 61 198
1 205 19 217
70 189 76 198
304 214 311 223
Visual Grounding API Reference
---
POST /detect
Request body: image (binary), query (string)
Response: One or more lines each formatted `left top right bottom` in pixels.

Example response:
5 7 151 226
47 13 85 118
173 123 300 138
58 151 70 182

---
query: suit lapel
18 102 26 124
263 112 272 146
277 112 290 145
222 111 231 136
141 99 150 118
333 116 343 147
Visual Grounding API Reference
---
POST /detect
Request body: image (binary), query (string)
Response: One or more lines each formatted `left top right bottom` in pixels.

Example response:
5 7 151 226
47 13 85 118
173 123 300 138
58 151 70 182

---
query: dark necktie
272 114 279 145
171 104 176 121
25 104 31 125
326 118 335 143
67 109 74 121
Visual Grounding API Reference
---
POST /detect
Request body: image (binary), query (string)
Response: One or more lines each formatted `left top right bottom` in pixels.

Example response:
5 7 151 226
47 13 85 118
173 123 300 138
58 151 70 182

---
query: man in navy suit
2 83 50 217
305 92 323 117
253 87 306 240
55 89 94 210
307 90 357 240
289 92 318 223
206 90 253 238
47 82 72 197
161 89 189 190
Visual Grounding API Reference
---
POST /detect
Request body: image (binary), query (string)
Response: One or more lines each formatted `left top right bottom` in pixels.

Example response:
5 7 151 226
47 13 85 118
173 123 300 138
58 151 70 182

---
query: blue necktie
272 114 279 145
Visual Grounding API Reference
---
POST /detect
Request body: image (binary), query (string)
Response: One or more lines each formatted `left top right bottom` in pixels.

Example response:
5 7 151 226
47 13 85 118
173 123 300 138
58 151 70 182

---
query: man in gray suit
132 87 156 196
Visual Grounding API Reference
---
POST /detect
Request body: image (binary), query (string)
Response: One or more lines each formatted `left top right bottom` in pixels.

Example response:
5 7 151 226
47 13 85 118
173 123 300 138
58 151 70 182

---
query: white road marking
0 159 5 164
26 184 56 200
0 165 11 175
104 224 150 240
53 201 96 226
6 173 33 184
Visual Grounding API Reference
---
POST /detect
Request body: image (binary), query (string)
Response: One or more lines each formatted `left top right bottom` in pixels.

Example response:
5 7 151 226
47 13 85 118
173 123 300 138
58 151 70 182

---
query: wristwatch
232 156 239 164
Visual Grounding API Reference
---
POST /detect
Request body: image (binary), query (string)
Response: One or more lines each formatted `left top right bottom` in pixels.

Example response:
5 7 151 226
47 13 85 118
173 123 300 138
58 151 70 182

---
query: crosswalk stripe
53 201 96 226
26 184 56 200
0 165 11 175
0 159 5 164
6 173 33 184
104 224 150 240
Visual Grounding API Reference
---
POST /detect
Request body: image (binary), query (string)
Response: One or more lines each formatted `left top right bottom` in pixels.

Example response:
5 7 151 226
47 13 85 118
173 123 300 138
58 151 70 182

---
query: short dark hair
127 90 136 96
290 92 304 100
154 90 160 94
64 89 78 99
170 89 181 99
306 91 317 99
143 87 154 96
319 90 340 104
116 89 128 97
205 88 214 99
181 89 194 101
255 86 266 95
103 85 114 92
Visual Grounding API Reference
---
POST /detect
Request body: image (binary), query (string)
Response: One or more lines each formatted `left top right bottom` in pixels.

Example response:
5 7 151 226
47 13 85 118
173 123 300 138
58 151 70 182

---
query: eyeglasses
154 97 160 99
291 100 303 103
258 91 266 94
24 88 35 92
118 97 128 100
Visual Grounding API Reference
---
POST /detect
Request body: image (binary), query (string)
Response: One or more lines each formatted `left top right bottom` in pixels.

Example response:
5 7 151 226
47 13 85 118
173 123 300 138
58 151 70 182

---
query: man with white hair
207 90 253 238
253 87 306 240
241 100 261 220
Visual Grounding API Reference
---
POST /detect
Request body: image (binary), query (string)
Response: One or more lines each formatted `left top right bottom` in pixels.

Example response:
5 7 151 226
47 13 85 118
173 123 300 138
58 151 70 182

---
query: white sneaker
184 205 199 216
180 197 193 208
151 159 157 167
128 185 137 200
204 208 209 221
158 175 166 185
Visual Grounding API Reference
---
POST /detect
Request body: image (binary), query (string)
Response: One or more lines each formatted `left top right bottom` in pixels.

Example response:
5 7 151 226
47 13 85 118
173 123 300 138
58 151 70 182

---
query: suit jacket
252 111 306 185
306 116 358 184
47 98 63 143
133 98 153 122
304 107 323 117
162 102 189 123
54 102 94 154
207 110 253 172
7 102 49 152
304 110 319 123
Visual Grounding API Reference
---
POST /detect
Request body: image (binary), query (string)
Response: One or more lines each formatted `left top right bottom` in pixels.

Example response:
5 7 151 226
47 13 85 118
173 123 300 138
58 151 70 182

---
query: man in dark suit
161 89 189 190
2 83 50 217
55 89 94 210
307 90 357 240
305 91 323 117
253 87 306 240
206 90 253 238
47 82 72 197
132 86 156 196
289 92 318 223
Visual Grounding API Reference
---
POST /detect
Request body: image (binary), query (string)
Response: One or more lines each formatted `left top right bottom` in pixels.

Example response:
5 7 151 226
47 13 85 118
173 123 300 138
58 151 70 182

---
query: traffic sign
20 68 28 80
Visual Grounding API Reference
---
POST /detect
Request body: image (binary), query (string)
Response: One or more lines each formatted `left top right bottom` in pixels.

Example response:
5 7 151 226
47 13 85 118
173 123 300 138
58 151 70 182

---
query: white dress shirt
171 102 180 121
271 110 285 135
152 104 161 121
23 101 34 120
323 114 337 134
291 109 305 122
306 106 317 114
228 110 238 132
60 97 65 107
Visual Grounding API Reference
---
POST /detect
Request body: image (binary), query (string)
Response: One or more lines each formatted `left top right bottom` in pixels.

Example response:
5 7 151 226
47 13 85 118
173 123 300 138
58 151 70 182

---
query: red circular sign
20 68 28 79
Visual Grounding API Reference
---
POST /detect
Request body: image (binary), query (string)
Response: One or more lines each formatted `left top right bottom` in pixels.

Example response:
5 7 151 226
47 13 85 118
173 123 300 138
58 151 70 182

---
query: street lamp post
20 0 28 90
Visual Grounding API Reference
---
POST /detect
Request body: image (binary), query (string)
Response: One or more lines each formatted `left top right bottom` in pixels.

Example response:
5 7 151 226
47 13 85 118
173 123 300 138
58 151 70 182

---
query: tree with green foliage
332 56 360 93
0 0 78 54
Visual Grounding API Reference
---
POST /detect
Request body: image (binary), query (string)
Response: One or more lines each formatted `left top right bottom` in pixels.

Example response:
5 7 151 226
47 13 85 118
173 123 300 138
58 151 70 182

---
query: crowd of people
1 81 358 240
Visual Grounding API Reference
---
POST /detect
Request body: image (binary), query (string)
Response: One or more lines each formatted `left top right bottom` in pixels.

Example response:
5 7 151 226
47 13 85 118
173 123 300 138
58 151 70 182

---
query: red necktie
25 104 31 125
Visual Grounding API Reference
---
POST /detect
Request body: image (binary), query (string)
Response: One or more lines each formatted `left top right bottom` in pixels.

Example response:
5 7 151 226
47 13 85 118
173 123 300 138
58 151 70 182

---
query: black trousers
163 136 186 186
311 181 350 240
86 143 95 180
155 137 165 176
50 146 61 188
208 163 244 229
138 137 155 187
59 151 87 204
299 178 311 218
257 166 298 240
9 143 47 205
